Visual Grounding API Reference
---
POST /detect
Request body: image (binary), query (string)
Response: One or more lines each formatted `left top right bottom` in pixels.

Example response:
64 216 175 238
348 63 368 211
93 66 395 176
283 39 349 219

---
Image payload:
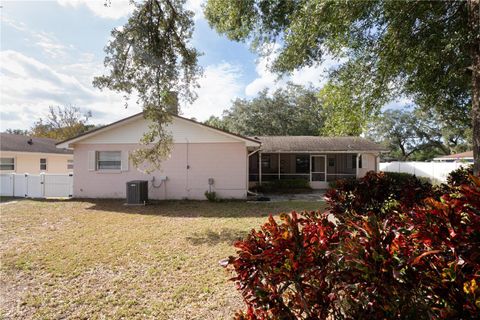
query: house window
40 158 47 171
67 159 74 170
0 158 15 171
351 155 357 169
359 155 363 169
97 151 121 170
295 155 309 173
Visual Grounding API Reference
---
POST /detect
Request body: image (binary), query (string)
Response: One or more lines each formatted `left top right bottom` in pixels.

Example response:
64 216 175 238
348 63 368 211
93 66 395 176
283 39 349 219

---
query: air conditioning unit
126 180 148 205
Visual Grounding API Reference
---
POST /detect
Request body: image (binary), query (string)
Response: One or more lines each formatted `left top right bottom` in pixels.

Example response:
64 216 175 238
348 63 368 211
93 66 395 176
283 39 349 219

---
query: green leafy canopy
205 83 325 136
205 0 478 170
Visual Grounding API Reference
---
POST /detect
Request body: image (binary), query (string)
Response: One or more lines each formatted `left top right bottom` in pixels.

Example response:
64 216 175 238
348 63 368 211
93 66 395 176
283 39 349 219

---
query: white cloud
0 50 141 130
245 50 341 96
245 54 285 96
383 97 414 111
33 31 70 59
182 62 243 121
57 0 133 19
186 0 205 21
58 0 203 21
1 16 70 59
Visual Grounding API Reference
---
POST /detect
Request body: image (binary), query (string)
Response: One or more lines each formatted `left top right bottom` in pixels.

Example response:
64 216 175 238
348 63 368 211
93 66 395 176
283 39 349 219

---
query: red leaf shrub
405 176 480 318
227 211 340 319
325 171 433 219
224 172 480 319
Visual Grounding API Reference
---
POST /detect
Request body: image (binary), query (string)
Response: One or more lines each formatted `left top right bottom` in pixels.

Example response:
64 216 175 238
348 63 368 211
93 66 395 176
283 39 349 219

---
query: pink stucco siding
73 142 247 200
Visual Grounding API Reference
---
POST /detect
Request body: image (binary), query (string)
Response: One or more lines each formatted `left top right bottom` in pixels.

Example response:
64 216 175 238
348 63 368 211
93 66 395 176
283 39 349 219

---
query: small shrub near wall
204 191 219 202
254 179 311 193
223 170 480 319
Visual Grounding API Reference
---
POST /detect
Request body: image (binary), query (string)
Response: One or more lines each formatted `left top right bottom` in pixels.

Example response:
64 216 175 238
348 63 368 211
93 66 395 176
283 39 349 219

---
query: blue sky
0 0 363 130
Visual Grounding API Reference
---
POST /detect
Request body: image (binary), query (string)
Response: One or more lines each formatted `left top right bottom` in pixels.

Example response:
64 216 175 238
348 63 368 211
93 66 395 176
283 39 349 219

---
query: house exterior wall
0 151 73 174
72 142 247 200
357 153 377 177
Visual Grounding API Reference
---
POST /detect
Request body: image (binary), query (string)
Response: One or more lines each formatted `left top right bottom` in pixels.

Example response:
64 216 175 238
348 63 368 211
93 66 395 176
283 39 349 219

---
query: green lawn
0 199 325 319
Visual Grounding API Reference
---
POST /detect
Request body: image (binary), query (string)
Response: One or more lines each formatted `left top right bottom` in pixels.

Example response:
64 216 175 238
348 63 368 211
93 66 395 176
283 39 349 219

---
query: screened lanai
248 136 386 189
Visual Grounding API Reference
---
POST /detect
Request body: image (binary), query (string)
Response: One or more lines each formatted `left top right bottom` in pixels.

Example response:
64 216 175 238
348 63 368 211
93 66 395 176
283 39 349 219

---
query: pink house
57 113 386 200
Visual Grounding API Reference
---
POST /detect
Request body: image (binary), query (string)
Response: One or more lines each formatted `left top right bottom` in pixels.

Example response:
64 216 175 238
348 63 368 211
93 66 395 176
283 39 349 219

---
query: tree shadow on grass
0 196 23 203
79 199 323 218
15 198 325 218
186 228 249 246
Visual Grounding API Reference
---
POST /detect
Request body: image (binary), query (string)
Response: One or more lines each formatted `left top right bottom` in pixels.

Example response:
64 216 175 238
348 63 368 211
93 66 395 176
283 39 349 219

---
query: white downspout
185 138 189 197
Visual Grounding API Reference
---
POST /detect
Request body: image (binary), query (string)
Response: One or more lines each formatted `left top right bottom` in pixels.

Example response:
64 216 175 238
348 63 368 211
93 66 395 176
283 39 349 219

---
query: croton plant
222 170 480 319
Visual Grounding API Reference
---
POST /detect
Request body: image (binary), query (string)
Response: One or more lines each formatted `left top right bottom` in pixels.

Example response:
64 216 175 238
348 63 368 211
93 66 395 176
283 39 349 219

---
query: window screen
0 158 14 170
40 158 47 171
295 155 309 173
97 151 121 170
261 154 271 169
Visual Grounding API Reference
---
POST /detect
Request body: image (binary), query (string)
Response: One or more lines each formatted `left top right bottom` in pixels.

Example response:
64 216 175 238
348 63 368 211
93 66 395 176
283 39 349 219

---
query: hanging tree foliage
205 0 480 174
94 0 202 171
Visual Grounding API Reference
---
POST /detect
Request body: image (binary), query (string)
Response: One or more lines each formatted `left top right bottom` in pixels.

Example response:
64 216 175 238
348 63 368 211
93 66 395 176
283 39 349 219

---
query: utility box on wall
126 180 148 205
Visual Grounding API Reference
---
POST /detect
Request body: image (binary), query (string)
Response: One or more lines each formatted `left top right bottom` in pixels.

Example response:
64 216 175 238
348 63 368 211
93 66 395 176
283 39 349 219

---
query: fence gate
0 174 13 197
44 174 73 197
0 173 73 198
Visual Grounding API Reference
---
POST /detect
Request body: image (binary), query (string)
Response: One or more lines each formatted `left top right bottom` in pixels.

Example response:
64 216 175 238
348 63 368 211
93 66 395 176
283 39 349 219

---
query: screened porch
248 152 361 189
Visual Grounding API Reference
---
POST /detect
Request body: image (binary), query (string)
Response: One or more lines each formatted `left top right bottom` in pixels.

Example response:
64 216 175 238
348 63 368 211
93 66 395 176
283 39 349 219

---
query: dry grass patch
0 199 325 319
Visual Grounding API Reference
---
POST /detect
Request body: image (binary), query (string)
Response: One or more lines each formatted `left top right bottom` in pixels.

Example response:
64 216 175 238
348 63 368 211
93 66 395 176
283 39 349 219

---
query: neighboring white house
56 113 386 199
0 133 73 174
433 151 473 163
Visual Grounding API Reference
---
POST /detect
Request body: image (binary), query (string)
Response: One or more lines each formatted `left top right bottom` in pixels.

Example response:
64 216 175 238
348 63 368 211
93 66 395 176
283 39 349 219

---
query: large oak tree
205 84 324 136
367 108 471 161
205 0 480 173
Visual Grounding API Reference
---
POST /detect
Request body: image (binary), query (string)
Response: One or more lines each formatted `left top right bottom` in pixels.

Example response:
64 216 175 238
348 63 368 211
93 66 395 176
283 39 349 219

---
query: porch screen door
310 155 326 182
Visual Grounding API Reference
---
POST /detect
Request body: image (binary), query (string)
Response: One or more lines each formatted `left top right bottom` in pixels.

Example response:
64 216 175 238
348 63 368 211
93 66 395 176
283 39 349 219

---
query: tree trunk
468 0 480 175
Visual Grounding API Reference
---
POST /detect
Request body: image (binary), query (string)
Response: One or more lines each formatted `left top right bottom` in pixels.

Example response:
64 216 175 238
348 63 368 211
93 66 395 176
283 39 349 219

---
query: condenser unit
126 180 148 205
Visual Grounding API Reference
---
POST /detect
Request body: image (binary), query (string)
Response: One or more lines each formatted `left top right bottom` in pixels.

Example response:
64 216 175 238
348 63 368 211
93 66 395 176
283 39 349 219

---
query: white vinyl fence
379 162 467 183
0 173 73 198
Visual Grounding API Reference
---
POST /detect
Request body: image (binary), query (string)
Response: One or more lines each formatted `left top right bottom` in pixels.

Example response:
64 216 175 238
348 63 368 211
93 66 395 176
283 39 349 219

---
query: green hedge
255 179 311 193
